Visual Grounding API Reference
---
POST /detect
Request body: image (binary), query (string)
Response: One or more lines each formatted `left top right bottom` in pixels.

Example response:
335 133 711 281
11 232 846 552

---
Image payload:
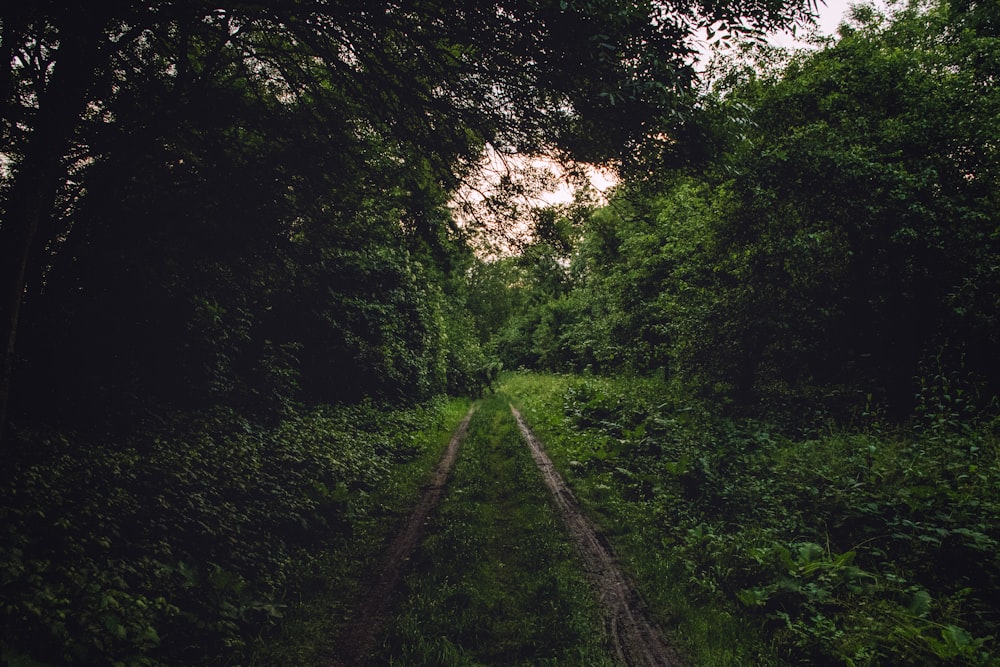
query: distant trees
0 0 812 442
488 0 1000 423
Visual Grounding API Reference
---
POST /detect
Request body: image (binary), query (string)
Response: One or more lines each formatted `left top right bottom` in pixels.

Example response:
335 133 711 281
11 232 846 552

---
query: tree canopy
491 0 1000 421
4 0 1000 664
0 0 814 442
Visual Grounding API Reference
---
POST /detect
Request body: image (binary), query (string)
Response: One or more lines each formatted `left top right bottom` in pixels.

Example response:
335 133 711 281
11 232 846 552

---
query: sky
771 0 855 46
463 0 862 211
815 0 854 33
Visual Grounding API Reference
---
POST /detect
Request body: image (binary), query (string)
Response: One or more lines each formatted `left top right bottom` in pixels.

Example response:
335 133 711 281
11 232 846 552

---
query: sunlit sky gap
452 0 863 253
530 0 859 203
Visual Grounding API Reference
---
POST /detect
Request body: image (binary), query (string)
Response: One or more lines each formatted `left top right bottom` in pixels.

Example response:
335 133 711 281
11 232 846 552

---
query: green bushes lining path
1 398 471 667
7 370 996 666
504 372 1000 666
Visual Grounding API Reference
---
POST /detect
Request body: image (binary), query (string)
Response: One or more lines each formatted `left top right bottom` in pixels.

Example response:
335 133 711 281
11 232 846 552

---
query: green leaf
941 624 973 649
737 587 770 606
796 542 824 565
906 589 932 618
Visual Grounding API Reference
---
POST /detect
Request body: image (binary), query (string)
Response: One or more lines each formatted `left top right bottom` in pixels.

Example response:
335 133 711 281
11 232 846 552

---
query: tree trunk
0 20 101 450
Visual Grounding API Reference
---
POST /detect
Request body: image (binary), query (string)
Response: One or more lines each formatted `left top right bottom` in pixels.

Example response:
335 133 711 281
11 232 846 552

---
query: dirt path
511 405 686 667
328 404 477 667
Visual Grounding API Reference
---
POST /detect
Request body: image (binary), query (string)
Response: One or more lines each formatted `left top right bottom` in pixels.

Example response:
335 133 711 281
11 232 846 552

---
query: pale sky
466 0 863 210
771 0 854 47
810 0 855 35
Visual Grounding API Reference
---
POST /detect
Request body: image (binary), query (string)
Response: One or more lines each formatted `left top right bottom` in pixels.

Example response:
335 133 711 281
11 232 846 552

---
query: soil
511 405 686 667
328 404 477 667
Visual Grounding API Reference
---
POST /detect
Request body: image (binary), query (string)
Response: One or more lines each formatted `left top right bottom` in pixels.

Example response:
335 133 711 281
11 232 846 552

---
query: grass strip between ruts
368 393 614 666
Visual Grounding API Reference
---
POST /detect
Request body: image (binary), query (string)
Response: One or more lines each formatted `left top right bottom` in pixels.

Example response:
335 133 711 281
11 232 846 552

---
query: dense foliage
7 0 997 663
0 0 814 440
1 0 819 664
507 372 1000 666
489 0 1000 424
0 399 469 665
483 2 1000 663
4 2 497 430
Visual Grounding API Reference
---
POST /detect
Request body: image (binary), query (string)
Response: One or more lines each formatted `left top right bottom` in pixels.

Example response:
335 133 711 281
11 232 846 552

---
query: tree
687 0 1000 416
0 0 816 444
495 0 1000 422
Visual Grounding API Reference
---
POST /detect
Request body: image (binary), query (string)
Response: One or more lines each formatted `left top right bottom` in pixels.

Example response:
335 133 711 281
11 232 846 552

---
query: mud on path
328 404 477 667
511 405 686 667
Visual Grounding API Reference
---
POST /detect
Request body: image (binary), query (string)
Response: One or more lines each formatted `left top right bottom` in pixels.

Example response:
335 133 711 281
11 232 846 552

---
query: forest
1 0 998 665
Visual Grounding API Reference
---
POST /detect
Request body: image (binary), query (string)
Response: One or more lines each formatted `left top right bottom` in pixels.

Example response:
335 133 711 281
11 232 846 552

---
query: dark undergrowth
1 397 471 667
504 372 1000 667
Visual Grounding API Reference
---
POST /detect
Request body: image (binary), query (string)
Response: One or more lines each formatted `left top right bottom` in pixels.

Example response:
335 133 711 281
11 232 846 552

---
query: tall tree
495 0 1000 421
0 0 814 443
707 0 1000 414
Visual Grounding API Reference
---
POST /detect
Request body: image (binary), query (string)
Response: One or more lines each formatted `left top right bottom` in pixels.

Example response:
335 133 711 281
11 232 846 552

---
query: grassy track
502 372 777 666
368 394 615 666
251 398 474 666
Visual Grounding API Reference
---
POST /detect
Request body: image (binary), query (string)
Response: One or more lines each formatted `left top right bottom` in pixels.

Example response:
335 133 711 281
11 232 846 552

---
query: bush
0 399 456 666
505 372 1000 666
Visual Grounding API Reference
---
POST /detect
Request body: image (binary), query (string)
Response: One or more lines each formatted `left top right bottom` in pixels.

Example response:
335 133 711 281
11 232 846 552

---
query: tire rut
328 404 477 667
511 405 686 667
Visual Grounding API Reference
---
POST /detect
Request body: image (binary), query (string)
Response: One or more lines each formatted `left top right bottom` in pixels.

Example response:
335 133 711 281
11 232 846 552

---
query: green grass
502 371 1000 666
368 393 614 666
250 396 474 666
502 371 776 666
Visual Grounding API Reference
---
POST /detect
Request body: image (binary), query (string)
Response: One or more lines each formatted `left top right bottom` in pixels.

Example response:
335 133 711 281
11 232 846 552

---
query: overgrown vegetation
487 0 1000 423
369 396 613 666
1 397 470 666
7 0 803 662
4 0 1000 664
505 372 1000 666
480 9 1000 660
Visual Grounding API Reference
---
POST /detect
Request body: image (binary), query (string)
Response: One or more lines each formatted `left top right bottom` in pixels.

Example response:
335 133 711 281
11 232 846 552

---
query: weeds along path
364 396 614 665
511 405 686 667
330 404 477 667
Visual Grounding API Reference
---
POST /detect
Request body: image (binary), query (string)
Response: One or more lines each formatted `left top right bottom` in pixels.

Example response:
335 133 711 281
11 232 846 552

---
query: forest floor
333 396 682 666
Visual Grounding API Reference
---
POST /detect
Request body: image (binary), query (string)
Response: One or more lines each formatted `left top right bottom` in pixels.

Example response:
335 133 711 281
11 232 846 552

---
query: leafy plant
1 398 471 666
504 372 1000 666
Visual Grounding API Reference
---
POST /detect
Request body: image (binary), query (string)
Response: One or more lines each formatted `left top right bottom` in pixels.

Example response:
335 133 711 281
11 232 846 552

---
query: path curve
511 405 686 667
329 404 477 666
